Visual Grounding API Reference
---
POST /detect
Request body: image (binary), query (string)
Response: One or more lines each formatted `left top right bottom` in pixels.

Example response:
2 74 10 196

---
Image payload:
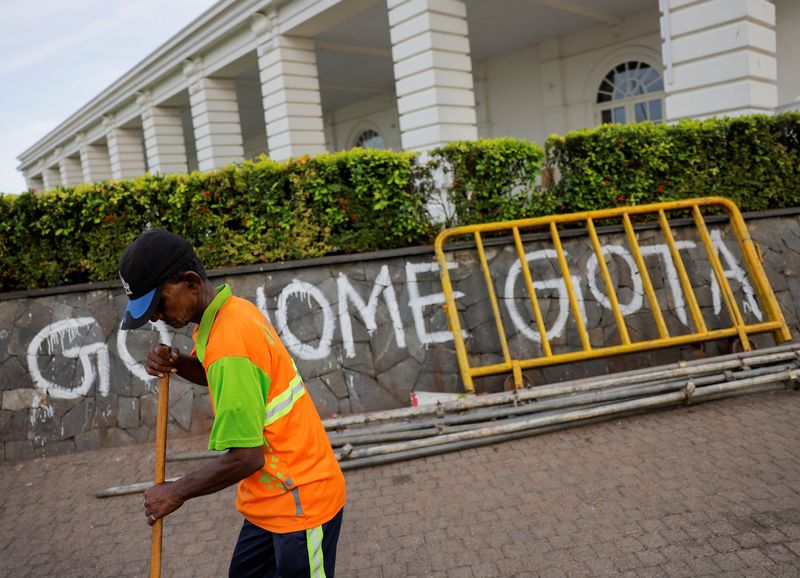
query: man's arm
143 446 263 525
173 351 208 386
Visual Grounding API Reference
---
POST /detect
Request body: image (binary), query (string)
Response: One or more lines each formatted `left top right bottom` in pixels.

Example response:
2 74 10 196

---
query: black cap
118 229 196 330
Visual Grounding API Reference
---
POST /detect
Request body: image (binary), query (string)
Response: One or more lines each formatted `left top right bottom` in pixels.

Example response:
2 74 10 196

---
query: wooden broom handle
150 373 170 578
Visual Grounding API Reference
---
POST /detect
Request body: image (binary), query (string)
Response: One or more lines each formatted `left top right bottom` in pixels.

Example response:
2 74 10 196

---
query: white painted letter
337 265 405 358
27 318 110 400
639 241 696 326
710 229 762 320
276 280 335 360
116 321 172 385
586 244 644 316
406 261 466 345
504 249 586 342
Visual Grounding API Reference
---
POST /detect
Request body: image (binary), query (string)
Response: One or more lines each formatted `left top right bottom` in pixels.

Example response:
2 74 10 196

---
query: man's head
119 229 207 330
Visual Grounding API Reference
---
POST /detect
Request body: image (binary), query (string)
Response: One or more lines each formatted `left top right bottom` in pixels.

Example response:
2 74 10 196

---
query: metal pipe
338 384 786 472
337 370 796 461
328 356 798 440
323 345 800 429
96 477 180 499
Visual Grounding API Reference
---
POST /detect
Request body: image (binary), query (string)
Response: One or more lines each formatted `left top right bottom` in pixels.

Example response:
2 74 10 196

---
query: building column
23 169 44 193
104 115 147 179
76 134 112 183
387 0 478 151
42 162 62 190
254 14 327 161
184 59 245 172
58 150 83 187
538 39 566 137
660 0 777 120
137 91 189 175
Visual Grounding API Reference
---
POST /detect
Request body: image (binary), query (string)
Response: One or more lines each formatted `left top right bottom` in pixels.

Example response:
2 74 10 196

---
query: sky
0 0 219 194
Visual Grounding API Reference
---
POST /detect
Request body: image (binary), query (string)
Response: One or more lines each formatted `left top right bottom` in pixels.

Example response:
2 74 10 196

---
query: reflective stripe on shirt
264 372 305 426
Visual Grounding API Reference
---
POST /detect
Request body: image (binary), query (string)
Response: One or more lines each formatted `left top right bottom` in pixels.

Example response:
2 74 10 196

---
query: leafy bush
3 115 800 293
0 149 432 292
429 138 556 225
544 113 800 213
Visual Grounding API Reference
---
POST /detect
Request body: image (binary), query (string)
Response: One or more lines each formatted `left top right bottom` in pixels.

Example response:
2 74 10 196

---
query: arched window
353 129 384 149
596 61 665 124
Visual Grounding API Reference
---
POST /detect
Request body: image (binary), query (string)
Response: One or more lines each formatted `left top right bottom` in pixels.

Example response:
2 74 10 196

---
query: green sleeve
206 356 271 451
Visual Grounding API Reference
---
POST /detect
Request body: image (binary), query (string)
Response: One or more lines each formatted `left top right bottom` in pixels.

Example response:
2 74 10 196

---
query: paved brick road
1 390 799 577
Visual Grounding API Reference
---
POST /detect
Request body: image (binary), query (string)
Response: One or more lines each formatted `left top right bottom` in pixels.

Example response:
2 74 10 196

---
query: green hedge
429 137 553 225
544 112 800 213
0 149 433 291
2 114 799 293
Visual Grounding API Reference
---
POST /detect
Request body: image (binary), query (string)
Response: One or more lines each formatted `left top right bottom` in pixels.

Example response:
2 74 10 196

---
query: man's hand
143 481 185 526
141 447 264 526
144 343 180 378
144 343 207 386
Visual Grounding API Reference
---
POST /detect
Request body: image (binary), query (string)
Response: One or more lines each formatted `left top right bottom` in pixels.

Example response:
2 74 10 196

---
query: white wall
482 8 661 146
775 0 800 109
325 93 402 152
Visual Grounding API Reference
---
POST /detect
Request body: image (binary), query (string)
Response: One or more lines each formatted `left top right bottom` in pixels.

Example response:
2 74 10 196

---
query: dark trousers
229 508 344 578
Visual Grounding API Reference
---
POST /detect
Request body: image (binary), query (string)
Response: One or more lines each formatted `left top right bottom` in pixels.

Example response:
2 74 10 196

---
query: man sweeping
119 229 346 577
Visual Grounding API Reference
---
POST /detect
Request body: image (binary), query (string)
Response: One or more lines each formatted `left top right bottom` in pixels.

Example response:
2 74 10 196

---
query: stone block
320 370 348 400
340 312 371 345
294 345 342 379
377 356 421 403
131 425 153 443
343 369 387 413
109 354 135 397
61 399 94 440
5 440 34 461
194 390 214 419
371 322 408 375
304 377 340 418
0 328 9 366
74 429 102 452
0 410 29 442
0 411 12 441
140 393 158 426
415 370 461 394
35 439 75 459
2 388 43 411
169 379 194 431
189 392 214 434
462 298 493 331
87 290 118 338
93 393 118 428
341 342 375 375
117 397 139 430
0 357 27 393
422 344 461 374
101 427 136 447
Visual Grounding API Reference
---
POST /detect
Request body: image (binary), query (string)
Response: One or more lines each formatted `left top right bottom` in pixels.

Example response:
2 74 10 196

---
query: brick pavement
0 389 799 578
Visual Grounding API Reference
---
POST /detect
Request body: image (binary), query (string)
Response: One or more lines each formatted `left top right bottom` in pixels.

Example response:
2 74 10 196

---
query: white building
16 0 800 192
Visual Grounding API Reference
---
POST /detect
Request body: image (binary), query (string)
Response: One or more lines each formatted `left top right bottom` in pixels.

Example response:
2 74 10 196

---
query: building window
597 61 664 124
353 129 384 149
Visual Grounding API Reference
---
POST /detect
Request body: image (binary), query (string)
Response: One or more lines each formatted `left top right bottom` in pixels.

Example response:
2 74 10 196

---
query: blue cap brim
121 287 160 330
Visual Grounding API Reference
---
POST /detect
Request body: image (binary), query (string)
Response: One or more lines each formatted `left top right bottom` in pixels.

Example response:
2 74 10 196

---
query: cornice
17 0 282 168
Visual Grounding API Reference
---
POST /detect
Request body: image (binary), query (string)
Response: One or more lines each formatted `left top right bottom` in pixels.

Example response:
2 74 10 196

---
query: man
119 229 346 577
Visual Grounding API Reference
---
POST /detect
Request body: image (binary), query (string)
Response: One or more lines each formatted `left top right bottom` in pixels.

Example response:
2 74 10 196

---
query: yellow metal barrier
434 197 792 392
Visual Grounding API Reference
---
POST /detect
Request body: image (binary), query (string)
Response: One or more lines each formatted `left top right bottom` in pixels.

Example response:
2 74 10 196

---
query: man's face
150 280 196 328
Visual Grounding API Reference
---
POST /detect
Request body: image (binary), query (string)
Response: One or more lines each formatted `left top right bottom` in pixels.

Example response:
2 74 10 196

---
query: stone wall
1 210 799 462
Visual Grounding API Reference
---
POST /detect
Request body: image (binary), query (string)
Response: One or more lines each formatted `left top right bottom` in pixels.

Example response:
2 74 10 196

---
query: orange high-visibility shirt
193 284 346 532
